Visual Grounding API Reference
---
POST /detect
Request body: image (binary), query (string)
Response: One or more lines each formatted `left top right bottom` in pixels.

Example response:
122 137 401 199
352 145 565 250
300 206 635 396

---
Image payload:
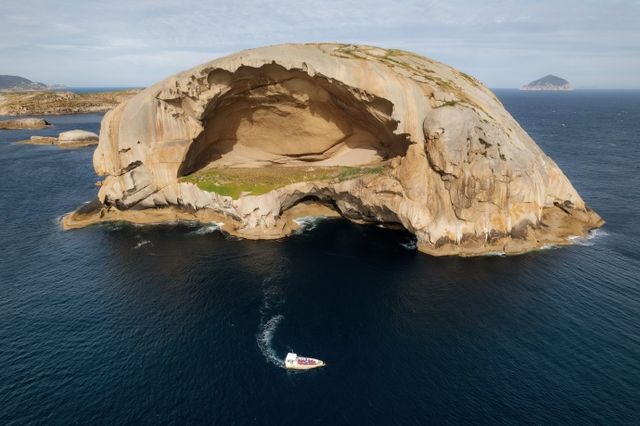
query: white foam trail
568 229 609 246
257 314 284 367
133 240 151 249
293 216 327 234
190 222 224 235
256 276 287 367
260 280 284 312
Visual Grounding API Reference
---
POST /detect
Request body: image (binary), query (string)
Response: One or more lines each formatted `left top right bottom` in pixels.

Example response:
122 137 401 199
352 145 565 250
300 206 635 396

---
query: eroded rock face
67 43 603 256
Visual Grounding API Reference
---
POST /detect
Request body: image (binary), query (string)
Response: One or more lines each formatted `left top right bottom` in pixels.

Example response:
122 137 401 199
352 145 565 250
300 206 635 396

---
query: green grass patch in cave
181 165 387 199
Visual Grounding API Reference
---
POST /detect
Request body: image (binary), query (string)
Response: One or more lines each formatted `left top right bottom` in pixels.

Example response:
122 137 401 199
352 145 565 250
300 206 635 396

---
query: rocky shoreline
0 117 50 129
62 199 601 256
62 200 342 239
0 89 140 115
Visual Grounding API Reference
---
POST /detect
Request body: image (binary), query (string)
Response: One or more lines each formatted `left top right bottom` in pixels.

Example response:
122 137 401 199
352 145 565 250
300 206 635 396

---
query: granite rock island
64 44 603 256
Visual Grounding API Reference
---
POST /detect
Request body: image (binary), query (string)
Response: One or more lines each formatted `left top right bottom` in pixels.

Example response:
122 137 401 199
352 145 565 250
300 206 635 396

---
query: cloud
0 0 638 87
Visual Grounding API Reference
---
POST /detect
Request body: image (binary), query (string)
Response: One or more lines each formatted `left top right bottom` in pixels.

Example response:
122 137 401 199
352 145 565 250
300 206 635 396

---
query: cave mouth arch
178 64 410 177
284 194 416 248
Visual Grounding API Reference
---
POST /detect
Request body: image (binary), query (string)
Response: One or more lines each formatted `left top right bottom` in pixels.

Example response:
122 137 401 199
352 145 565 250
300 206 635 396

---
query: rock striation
64 44 603 256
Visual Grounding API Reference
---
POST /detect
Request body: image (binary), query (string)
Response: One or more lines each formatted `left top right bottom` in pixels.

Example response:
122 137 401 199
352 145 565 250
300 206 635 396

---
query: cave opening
178 64 410 177
286 194 341 214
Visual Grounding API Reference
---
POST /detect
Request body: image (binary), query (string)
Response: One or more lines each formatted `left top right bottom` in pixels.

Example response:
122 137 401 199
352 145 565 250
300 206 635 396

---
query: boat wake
257 314 284 367
256 275 287 367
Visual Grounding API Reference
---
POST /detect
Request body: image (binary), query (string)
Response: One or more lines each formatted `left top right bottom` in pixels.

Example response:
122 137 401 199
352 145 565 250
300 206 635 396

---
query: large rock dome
65 43 603 255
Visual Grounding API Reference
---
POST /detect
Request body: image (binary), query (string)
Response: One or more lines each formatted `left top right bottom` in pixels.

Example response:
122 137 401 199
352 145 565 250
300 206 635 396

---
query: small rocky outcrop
21 129 99 148
58 130 99 146
0 118 50 130
64 44 603 256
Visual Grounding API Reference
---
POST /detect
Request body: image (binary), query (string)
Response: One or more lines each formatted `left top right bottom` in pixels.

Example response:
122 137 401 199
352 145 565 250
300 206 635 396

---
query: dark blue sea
1 90 639 425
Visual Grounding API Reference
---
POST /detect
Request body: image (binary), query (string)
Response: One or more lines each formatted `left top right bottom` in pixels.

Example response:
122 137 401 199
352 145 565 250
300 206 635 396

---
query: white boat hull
284 353 325 370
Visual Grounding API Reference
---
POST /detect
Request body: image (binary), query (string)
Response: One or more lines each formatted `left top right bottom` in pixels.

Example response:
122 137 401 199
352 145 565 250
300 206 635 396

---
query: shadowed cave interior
178 64 411 177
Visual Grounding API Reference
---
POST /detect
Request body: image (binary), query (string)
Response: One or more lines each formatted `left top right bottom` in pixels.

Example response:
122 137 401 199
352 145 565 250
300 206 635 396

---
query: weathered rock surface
64 43 603 256
0 117 50 129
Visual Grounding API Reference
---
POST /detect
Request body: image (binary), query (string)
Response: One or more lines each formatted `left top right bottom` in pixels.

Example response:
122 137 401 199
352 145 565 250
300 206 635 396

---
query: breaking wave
568 229 609 246
400 240 417 251
102 222 125 232
189 222 224 235
133 240 152 249
293 216 328 234
481 251 507 257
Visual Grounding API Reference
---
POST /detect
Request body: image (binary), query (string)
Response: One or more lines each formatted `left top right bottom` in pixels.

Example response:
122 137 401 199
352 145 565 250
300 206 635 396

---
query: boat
284 352 325 370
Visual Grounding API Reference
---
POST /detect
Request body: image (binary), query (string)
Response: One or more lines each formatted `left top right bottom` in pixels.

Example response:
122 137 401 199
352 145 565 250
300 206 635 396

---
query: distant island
520 75 572 91
0 75 51 92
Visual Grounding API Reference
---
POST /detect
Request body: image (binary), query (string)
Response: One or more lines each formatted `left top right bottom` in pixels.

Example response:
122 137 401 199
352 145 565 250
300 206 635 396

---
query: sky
1 0 639 88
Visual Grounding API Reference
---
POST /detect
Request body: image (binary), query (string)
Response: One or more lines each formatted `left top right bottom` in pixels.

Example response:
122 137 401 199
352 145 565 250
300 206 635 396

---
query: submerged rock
65 43 603 256
0 118 50 129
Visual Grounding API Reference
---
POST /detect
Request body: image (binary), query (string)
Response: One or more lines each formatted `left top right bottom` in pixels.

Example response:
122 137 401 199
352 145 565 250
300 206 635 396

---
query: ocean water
0 90 639 424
